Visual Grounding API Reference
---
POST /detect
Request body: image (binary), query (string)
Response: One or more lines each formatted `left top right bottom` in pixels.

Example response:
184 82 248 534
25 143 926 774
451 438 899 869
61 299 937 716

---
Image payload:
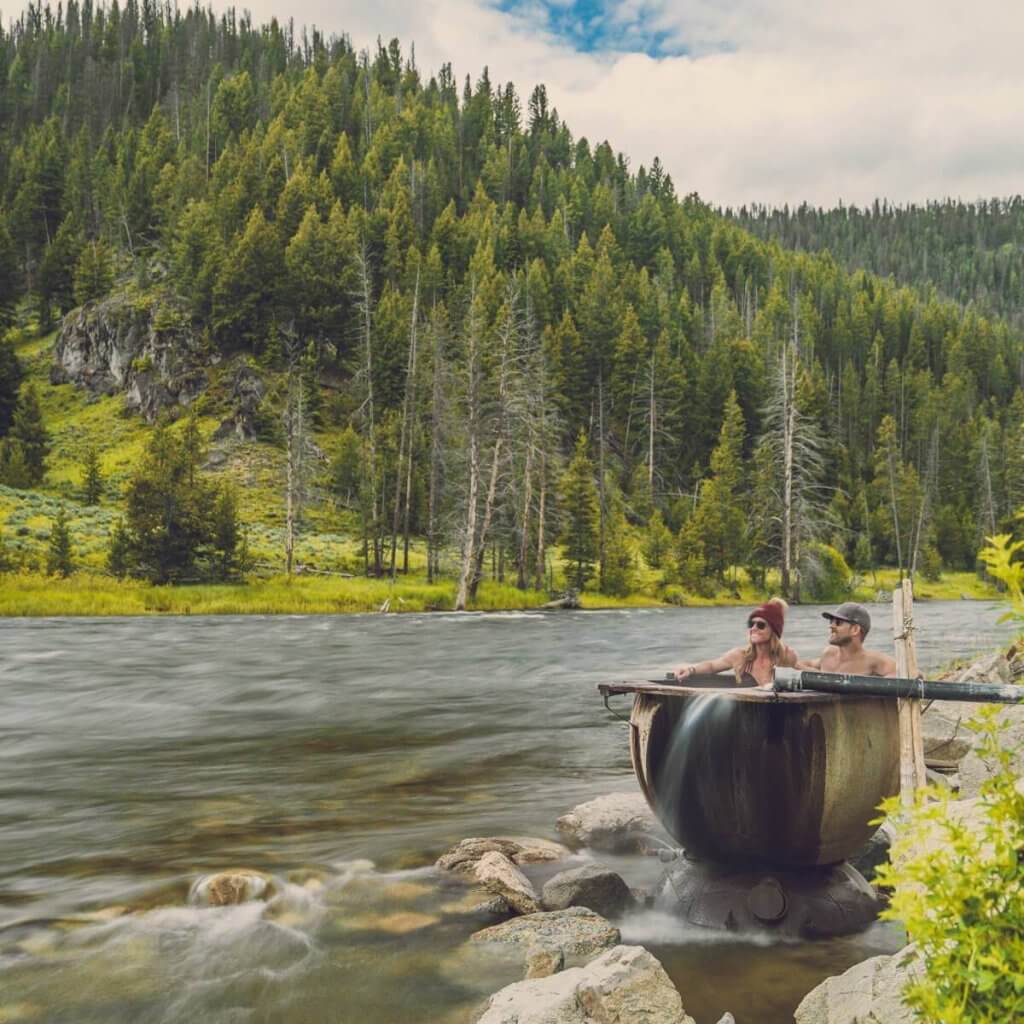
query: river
0 601 1015 1023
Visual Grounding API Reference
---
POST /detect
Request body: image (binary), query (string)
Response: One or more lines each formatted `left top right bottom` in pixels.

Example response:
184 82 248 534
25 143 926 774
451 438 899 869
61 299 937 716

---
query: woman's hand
674 664 695 680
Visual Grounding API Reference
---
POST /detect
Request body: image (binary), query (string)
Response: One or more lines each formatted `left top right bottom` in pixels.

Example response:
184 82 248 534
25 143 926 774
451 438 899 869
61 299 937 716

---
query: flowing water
0 601 1015 1023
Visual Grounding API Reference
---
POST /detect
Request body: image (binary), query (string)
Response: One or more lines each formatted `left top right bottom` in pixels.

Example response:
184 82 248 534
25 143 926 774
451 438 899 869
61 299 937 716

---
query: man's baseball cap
822 602 871 636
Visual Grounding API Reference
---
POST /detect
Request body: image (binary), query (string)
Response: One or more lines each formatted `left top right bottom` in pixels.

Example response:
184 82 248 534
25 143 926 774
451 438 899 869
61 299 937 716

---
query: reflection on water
0 602 1011 1022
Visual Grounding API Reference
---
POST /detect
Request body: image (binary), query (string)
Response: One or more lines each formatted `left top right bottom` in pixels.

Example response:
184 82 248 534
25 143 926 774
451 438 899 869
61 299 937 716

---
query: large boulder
795 946 923 1024
475 851 542 915
53 291 207 421
474 944 695 1024
541 864 637 918
957 708 1024 798
556 792 662 853
920 706 975 765
471 907 620 976
437 836 570 874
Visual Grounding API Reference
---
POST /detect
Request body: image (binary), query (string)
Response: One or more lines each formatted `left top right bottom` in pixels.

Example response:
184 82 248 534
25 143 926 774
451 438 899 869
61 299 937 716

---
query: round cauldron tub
627 681 900 868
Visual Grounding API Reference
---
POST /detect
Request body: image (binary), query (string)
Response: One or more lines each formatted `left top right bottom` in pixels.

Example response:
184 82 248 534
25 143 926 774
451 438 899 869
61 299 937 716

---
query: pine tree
9 384 49 484
73 240 114 306
560 432 600 592
643 509 673 569
107 519 131 577
82 446 103 504
47 507 74 576
0 338 23 436
687 390 746 581
600 486 634 596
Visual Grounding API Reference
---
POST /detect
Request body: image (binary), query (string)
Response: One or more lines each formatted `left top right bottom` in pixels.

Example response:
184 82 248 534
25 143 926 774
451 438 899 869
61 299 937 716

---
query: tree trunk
517 442 534 590
390 272 419 578
535 450 547 592
427 319 444 586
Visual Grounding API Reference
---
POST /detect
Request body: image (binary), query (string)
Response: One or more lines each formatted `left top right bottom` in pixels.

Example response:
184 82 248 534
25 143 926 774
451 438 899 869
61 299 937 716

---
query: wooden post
893 578 927 804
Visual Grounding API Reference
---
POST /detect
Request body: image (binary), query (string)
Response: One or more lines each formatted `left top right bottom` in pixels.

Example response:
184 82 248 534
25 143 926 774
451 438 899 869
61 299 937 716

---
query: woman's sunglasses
748 619 769 630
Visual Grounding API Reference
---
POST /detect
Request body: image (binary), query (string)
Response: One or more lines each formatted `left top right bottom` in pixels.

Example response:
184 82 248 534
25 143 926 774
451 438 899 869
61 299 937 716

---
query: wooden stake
893 578 927 804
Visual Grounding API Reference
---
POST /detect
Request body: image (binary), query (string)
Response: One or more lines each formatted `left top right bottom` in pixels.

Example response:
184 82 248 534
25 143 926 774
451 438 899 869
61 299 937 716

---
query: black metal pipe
773 667 1024 704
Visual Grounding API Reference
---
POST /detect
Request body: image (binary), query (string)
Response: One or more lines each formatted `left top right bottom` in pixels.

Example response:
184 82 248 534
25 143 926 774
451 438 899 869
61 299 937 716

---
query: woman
673 598 800 688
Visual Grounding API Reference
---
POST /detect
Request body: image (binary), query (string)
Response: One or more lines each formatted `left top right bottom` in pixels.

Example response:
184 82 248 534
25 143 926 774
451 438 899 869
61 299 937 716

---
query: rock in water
471 906 620 975
474 851 542 915
541 864 637 918
190 869 276 906
436 836 569 874
795 946 923 1024
556 792 661 852
475 944 695 1024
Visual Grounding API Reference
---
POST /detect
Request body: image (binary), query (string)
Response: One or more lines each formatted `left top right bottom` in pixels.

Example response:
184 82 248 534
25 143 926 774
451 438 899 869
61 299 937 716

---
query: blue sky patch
494 0 686 58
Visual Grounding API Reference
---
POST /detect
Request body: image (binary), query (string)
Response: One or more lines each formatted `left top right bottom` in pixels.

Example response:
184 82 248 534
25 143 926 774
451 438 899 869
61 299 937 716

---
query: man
800 602 897 677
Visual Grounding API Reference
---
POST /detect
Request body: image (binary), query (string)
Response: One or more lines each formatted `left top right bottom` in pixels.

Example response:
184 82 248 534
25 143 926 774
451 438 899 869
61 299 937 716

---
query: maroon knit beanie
748 600 785 637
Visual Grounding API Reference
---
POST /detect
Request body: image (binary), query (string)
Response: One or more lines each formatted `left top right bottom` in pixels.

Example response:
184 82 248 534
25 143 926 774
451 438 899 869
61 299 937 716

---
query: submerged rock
471 906 619 975
475 852 541 916
556 792 661 853
436 836 569 874
189 869 276 907
795 945 923 1024
474 944 694 1024
541 864 637 918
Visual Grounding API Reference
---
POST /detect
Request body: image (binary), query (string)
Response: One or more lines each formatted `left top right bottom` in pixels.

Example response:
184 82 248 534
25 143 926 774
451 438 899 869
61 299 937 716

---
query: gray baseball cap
822 602 871 636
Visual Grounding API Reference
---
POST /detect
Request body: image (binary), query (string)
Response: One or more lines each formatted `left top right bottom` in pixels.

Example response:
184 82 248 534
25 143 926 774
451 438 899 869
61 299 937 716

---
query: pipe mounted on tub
772 667 1024 704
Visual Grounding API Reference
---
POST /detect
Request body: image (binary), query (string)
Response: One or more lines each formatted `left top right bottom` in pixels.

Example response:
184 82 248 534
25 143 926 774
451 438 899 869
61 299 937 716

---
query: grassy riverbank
0 566 1002 617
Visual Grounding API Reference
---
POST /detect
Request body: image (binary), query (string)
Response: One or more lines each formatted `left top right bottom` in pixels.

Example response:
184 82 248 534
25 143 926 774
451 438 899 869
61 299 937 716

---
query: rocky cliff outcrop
52 292 208 421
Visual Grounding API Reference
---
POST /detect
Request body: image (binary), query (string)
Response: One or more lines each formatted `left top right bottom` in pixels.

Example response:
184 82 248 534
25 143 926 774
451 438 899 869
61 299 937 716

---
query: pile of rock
429 789 737 1023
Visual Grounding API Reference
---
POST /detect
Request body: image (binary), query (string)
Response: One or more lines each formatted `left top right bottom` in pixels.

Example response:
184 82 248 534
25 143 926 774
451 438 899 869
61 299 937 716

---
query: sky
229 0 1024 209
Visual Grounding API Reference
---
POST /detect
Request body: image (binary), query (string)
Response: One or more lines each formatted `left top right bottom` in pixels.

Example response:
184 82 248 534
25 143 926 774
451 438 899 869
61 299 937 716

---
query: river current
0 601 1015 1022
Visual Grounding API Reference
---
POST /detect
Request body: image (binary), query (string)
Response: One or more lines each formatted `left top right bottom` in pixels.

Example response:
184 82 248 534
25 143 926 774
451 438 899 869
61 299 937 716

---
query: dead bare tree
390 270 420 578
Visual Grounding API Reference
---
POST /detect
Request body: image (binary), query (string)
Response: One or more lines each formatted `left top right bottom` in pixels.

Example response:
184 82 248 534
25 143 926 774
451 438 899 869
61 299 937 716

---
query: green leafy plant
875 710 1024 1023
872 531 1024 1023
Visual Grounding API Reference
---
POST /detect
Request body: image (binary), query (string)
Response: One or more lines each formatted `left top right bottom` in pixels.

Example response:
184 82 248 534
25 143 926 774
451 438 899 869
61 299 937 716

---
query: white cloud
228 0 1024 207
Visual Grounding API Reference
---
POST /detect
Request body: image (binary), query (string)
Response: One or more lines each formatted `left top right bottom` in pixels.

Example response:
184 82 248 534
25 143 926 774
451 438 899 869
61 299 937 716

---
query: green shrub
875 709 1024 1023
802 542 851 602
871 532 1024 1023
661 584 687 606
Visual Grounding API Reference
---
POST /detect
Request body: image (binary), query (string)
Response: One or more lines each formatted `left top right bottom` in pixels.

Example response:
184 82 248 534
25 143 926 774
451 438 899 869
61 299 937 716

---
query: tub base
655 854 880 938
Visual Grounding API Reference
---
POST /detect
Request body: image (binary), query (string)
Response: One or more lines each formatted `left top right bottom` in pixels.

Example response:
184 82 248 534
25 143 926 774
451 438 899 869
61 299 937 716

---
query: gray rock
525 946 565 979
471 906 620 972
920 707 974 764
795 945 923 1024
190 869 276 906
475 851 541 915
541 864 637 918
849 821 896 883
437 836 570 874
714 1015 736 1024
925 767 958 792
952 702 1024 799
556 792 662 853
952 652 1011 685
475 944 695 1024
53 292 207 422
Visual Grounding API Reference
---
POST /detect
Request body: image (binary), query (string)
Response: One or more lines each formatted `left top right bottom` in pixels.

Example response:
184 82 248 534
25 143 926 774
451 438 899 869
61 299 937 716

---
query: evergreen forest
1 0 1023 607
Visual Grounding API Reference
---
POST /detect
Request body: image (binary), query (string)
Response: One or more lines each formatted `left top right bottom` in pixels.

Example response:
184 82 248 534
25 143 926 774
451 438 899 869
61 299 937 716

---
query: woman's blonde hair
735 597 788 683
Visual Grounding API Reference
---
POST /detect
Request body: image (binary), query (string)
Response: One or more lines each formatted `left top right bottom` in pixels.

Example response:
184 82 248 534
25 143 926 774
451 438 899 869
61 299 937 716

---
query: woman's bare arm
674 648 742 680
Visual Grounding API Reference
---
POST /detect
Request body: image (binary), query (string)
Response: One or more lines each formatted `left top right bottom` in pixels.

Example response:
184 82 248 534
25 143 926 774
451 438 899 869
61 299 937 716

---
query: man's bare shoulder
867 649 898 676
817 645 841 669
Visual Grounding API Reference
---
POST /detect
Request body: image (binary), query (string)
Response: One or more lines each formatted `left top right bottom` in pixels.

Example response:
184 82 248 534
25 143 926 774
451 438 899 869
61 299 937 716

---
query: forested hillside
1 1 1022 603
732 199 1024 332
